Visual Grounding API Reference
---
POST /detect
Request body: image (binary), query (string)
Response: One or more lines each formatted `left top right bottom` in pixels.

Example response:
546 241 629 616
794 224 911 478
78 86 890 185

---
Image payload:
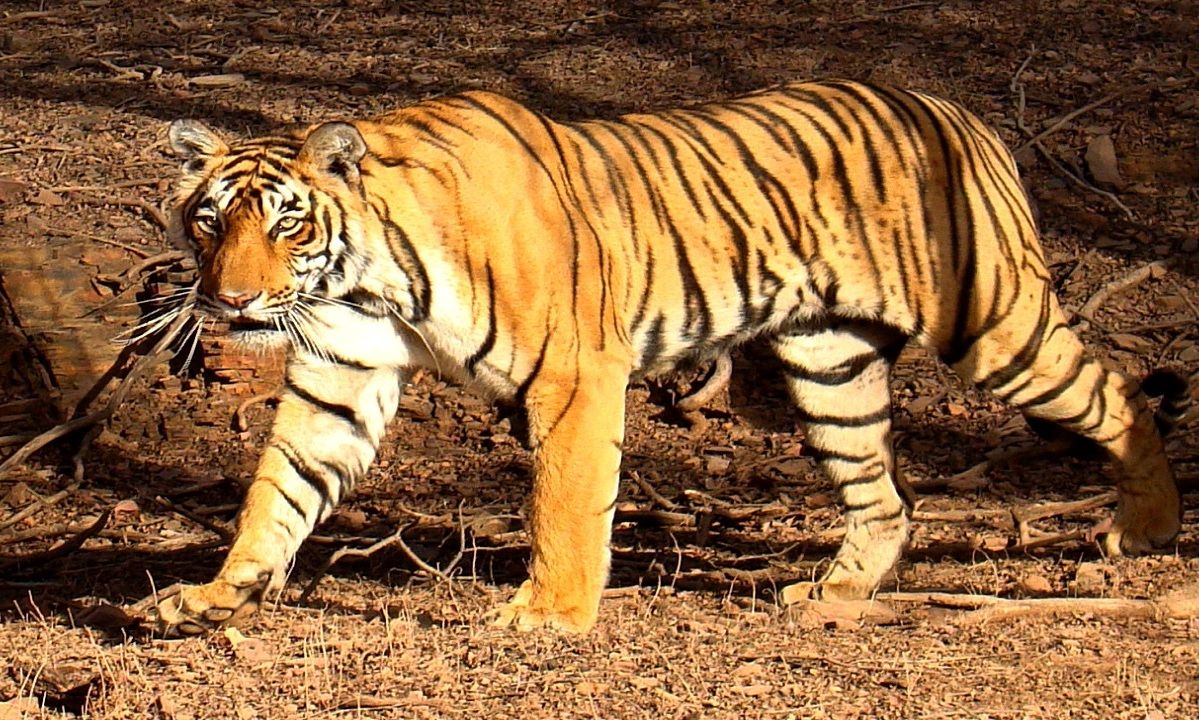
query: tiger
153 79 1188 635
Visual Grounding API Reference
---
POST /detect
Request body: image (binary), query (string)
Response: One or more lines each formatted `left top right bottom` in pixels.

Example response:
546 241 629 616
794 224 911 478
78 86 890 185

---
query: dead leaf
731 684 772 696
0 177 28 204
1069 561 1109 595
947 471 989 493
221 628 273 667
190 73 245 87
804 493 834 509
0 697 40 720
705 456 731 474
1085 135 1123 187
331 508 368 531
1 481 33 507
30 188 65 206
113 498 140 519
71 602 137 631
1108 333 1153 353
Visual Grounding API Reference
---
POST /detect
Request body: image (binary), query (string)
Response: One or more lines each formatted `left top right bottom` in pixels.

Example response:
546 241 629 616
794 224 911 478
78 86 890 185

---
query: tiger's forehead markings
204 149 306 218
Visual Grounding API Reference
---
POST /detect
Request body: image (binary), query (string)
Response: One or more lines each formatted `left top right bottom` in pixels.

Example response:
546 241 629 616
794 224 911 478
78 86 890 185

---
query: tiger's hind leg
773 321 909 602
948 289 1180 556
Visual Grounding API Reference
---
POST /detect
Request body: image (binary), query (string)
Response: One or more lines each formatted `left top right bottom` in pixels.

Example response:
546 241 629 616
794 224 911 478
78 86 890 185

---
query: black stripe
272 439 335 516
464 263 498 374
265 478 309 522
795 405 892 428
781 352 879 386
640 313 667 368
285 374 361 429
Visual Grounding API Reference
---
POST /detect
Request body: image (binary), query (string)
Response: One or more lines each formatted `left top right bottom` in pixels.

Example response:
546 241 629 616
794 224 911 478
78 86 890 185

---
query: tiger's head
167 119 372 348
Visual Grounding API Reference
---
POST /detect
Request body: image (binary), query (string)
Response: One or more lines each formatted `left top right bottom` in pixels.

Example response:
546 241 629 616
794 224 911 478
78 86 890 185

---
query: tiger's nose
215 290 259 310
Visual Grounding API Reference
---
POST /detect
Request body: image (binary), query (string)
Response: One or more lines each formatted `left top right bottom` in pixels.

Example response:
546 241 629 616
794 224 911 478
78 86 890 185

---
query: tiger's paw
779 579 871 605
154 576 266 637
487 580 597 633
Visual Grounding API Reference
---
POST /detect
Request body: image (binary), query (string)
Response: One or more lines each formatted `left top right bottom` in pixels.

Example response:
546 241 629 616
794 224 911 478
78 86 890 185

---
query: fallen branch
1015 77 1196 157
46 178 162 193
87 250 189 311
676 352 733 414
152 496 233 541
1011 491 1116 546
832 1 939 25
44 225 155 258
909 439 1069 493
878 585 1199 625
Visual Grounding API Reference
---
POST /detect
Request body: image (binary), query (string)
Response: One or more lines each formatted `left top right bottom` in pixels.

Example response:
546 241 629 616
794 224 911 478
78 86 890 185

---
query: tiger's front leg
156 361 403 636
490 362 629 633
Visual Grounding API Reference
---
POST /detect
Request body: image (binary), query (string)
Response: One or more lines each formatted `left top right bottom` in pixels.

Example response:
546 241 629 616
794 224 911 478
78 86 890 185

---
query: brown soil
2 1 1199 718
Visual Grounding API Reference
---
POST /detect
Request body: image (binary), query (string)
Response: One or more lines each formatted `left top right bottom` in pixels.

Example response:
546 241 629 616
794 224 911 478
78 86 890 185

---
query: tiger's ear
168 119 228 172
298 122 366 184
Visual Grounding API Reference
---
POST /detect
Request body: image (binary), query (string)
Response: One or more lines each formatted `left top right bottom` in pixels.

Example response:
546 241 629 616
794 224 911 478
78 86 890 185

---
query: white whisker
177 316 206 376
115 301 196 345
380 297 441 378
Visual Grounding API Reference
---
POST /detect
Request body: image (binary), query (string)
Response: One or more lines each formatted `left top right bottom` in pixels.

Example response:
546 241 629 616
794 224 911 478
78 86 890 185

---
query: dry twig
629 470 679 510
298 523 456 604
233 393 277 432
1009 48 1135 218
1075 259 1171 326
0 510 111 574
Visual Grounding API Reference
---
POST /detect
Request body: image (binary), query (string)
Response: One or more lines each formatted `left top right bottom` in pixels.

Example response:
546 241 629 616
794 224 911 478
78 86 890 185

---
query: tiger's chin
225 326 290 354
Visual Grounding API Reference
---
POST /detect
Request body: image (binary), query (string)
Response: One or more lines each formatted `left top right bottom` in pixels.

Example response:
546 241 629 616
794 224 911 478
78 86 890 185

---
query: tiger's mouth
227 315 274 332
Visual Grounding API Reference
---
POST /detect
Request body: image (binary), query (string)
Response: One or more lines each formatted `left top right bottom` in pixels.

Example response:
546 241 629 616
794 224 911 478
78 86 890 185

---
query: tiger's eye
274 217 302 234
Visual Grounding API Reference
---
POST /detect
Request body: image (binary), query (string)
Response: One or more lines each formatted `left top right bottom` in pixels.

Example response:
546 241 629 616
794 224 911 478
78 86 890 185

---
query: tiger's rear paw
779 582 896 627
487 580 597 633
1099 515 1180 557
154 577 265 637
1100 492 1181 557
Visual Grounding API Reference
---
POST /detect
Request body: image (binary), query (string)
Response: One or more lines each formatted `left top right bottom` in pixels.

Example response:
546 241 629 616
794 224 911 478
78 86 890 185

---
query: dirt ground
2 1 1199 718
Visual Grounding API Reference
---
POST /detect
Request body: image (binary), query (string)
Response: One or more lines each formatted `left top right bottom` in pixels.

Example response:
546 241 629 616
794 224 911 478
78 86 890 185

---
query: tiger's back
155 80 1184 636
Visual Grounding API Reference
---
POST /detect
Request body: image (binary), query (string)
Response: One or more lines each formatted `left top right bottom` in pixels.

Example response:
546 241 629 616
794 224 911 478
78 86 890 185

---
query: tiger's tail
1142 368 1192 437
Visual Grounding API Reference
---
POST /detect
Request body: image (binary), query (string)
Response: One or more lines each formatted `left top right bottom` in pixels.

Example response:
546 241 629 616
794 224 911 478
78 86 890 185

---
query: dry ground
2 1 1199 718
